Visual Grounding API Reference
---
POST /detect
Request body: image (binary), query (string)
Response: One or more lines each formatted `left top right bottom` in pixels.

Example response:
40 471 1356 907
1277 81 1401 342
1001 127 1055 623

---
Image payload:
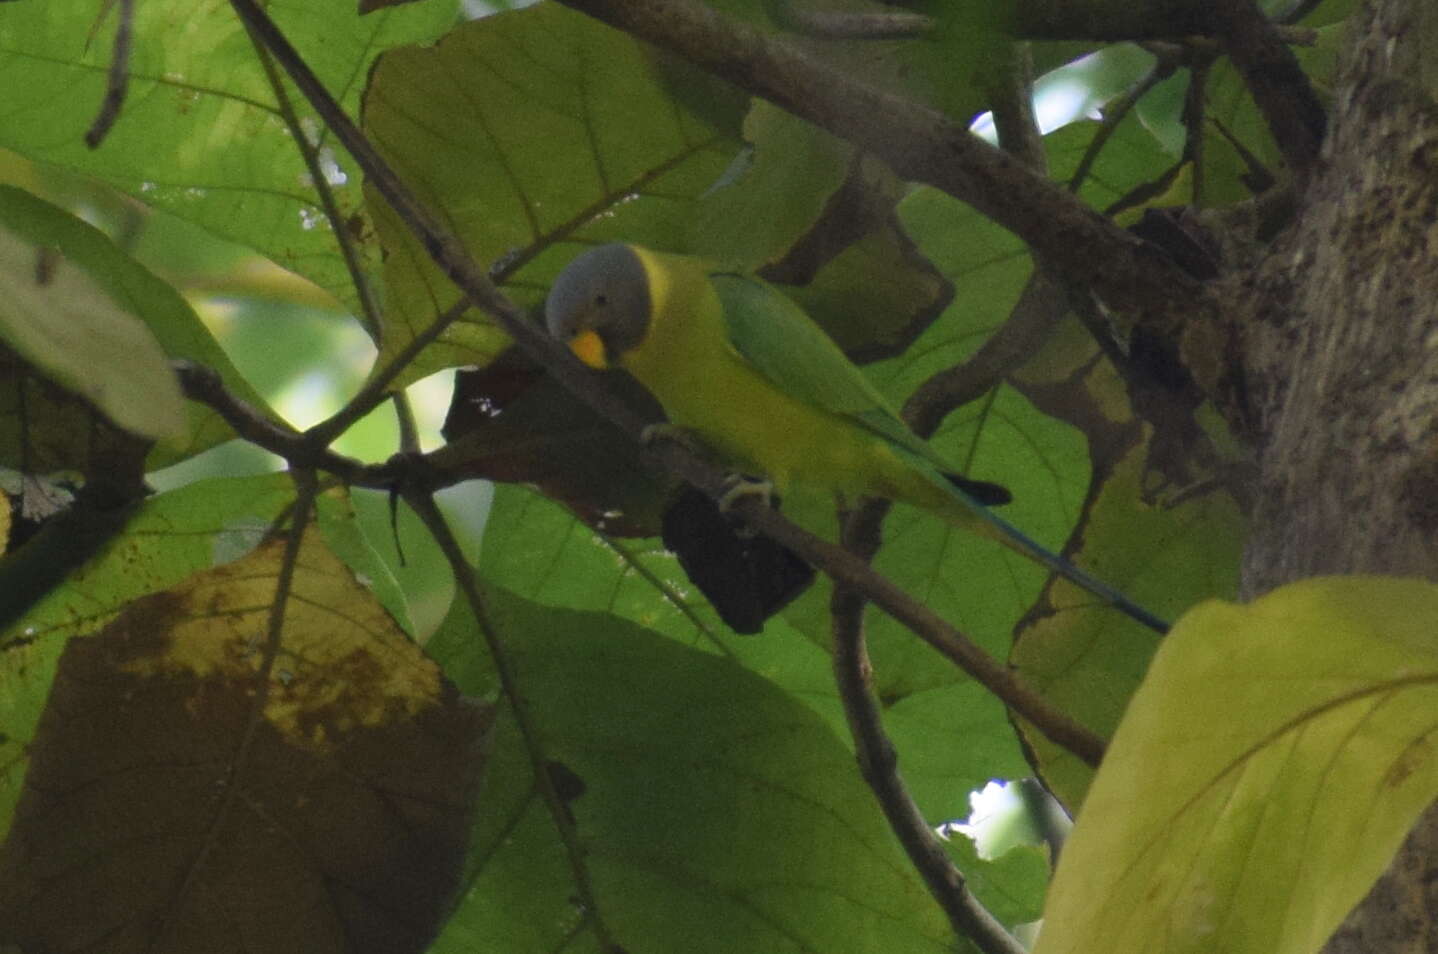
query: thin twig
243 26 384 341
831 514 1027 954
403 488 620 951
85 0 133 147
172 360 375 485
1182 59 1210 206
224 0 1107 766
1067 62 1178 194
392 391 421 454
987 45 1045 174
828 61 1089 948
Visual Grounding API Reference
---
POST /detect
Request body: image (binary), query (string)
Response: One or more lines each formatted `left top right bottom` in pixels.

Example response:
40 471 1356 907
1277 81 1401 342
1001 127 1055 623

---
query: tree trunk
1226 0 1438 948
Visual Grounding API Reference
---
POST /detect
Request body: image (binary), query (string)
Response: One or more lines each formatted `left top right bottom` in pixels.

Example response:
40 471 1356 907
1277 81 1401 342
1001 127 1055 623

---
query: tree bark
1224 0 1438 948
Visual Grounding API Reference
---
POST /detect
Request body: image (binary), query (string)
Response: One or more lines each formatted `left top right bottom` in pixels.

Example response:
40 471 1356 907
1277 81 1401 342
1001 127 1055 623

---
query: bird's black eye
594 294 608 307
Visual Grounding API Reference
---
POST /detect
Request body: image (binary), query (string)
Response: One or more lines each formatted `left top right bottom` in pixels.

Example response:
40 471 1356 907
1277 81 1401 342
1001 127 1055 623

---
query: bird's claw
717 475 774 516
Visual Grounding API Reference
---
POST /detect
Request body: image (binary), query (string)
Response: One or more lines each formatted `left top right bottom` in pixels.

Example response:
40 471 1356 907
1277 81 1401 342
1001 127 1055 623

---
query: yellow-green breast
619 248 926 503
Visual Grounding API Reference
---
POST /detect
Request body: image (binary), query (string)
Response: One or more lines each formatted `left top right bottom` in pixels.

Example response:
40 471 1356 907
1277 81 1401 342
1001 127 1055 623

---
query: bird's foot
717 475 775 538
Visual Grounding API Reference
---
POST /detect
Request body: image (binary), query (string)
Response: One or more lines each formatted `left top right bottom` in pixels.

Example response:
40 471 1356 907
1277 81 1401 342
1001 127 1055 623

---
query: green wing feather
710 273 951 471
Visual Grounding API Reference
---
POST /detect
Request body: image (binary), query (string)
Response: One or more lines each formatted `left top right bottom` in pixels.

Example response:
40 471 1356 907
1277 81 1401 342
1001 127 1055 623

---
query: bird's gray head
545 244 651 369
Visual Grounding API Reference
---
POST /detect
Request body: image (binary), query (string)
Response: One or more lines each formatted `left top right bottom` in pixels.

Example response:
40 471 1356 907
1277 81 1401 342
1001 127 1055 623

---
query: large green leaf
476 478 1034 875
427 584 964 952
0 0 456 308
1035 576 1438 954
361 2 744 384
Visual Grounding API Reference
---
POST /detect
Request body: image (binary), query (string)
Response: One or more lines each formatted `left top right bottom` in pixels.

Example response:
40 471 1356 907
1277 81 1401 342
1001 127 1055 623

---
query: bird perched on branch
545 243 1167 633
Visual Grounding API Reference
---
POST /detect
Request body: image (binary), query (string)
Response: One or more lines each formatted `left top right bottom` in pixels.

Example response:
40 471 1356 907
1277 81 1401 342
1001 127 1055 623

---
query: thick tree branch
555 0 1210 327
224 0 1109 767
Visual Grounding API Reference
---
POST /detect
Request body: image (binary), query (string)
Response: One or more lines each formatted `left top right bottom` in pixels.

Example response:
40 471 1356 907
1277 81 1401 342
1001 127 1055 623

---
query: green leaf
427 584 962 952
0 0 457 309
942 834 1048 928
479 483 1032 830
1045 114 1177 207
1034 576 1438 954
362 2 743 384
315 487 415 636
0 186 273 467
689 99 852 271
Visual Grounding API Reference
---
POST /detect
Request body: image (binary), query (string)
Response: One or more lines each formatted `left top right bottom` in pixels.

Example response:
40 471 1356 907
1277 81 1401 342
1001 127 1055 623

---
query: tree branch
831 555 1027 954
243 24 383 342
556 0 1211 327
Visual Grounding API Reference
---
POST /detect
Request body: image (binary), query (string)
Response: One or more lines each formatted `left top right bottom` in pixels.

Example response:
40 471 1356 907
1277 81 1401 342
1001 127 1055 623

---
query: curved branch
831 566 1027 954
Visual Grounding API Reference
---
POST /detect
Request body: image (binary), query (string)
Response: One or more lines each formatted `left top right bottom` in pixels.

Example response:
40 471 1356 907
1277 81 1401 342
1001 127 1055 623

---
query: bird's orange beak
570 329 607 369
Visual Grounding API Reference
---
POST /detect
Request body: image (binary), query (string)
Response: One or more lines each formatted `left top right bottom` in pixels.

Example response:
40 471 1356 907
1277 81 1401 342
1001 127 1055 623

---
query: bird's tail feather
923 469 1169 633
972 502 1171 633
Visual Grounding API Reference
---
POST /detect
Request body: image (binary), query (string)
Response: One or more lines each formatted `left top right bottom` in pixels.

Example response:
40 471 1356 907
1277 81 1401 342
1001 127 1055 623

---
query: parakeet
545 243 1167 633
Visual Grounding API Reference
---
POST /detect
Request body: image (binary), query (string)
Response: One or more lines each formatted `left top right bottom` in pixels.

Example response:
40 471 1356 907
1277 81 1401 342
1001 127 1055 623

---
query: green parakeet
546 243 1166 633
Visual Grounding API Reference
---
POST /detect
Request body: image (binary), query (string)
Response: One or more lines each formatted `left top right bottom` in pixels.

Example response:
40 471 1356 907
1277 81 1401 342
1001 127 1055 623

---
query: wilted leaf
437 350 677 537
1034 576 1438 954
0 533 492 954
0 474 298 858
1009 316 1242 809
